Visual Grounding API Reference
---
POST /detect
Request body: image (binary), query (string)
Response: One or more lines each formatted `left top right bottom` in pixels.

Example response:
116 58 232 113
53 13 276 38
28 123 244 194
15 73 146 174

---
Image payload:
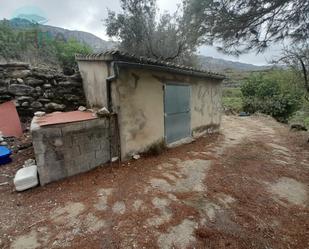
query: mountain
6 18 116 52
198 55 269 72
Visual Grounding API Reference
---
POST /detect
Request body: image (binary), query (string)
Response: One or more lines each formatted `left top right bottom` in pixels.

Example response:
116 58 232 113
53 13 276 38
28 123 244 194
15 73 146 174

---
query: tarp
0 101 23 137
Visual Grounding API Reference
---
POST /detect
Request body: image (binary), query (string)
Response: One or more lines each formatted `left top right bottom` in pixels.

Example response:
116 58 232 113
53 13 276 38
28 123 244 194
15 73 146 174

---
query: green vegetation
222 88 243 112
289 102 309 129
54 39 92 72
241 70 303 122
223 69 309 127
0 20 92 71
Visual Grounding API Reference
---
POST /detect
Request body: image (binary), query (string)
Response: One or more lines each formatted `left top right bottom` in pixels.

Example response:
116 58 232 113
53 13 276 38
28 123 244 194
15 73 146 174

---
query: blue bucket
0 146 12 165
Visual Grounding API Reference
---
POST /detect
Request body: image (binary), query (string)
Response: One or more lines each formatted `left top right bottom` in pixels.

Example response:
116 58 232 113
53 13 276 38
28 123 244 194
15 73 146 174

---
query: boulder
45 102 66 111
0 87 7 94
17 96 33 102
25 78 45 86
21 102 29 107
10 69 31 78
31 101 43 109
16 78 24 83
8 84 34 96
290 124 308 131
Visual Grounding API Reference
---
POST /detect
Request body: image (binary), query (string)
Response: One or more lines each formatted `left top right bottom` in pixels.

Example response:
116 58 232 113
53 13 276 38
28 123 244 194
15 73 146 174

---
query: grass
289 100 309 129
222 87 243 112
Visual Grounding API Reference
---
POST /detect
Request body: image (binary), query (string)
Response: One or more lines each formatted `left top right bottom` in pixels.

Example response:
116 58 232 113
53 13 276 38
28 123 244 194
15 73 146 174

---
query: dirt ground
0 115 308 249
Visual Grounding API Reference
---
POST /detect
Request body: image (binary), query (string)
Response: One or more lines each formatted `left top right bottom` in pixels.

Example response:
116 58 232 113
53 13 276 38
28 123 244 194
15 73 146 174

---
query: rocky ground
0 115 308 249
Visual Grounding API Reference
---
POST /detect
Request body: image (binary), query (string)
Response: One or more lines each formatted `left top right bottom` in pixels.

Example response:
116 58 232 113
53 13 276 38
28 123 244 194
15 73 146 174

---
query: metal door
164 84 191 144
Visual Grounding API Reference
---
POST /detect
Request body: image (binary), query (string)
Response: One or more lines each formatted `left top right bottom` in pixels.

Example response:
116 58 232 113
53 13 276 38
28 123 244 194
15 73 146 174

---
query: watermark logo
0 5 66 48
11 6 48 24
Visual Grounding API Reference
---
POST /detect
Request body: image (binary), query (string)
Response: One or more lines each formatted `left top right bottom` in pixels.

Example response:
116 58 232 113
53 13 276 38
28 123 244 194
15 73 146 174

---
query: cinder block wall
31 118 111 185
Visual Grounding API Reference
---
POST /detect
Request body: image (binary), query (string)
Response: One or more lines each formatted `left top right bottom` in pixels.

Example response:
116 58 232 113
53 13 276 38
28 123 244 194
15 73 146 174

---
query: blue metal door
164 84 191 144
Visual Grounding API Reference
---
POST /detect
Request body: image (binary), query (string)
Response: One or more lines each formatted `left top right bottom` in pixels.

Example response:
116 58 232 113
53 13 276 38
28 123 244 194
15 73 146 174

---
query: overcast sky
0 0 283 65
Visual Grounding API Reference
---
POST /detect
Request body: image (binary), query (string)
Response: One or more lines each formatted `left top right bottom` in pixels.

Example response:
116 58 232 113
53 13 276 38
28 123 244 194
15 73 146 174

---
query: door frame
163 82 192 145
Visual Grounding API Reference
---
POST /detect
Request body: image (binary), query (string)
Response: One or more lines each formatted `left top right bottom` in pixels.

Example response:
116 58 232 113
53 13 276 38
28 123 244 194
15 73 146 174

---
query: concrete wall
77 61 109 108
112 69 165 159
31 117 110 185
113 68 223 159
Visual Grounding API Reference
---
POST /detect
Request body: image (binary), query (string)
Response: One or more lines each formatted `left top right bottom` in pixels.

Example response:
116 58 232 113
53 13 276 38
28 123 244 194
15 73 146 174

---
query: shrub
241 71 302 122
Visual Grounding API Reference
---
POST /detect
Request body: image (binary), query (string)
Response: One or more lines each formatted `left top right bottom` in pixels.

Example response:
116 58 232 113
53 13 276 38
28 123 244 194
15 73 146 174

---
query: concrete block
61 122 86 134
32 114 112 185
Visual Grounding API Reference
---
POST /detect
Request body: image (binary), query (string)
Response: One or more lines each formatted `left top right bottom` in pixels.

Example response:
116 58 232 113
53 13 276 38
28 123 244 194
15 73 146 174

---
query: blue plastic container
0 146 12 165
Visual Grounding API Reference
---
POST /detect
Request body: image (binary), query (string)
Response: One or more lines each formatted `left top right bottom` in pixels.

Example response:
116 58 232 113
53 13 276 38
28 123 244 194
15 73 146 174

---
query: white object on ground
111 157 119 162
14 165 39 191
23 158 36 167
0 141 8 146
78 106 87 112
34 111 46 117
96 107 110 117
133 154 141 160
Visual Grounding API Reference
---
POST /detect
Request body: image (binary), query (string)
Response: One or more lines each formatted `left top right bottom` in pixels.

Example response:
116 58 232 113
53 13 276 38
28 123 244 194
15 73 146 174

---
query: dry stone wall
0 63 86 117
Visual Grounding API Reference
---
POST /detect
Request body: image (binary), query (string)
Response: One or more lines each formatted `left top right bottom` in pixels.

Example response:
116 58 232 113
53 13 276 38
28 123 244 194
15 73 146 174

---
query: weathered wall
0 63 86 117
191 80 222 136
31 117 111 185
113 68 223 159
77 61 109 108
112 69 165 159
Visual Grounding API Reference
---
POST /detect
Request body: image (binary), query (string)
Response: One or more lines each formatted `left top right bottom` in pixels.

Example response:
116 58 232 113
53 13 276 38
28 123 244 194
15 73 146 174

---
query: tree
183 0 309 55
55 39 92 74
241 71 302 122
105 0 202 65
276 44 309 101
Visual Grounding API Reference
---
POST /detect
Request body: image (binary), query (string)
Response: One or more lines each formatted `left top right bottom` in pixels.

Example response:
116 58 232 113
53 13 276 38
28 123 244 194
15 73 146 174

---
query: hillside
198 55 269 72
6 18 115 52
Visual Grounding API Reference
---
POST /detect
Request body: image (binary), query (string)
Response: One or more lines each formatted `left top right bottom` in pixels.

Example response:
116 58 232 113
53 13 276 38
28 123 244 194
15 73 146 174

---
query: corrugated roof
76 50 225 80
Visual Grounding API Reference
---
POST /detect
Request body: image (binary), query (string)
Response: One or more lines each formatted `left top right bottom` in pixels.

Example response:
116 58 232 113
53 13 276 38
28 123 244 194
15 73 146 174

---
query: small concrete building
76 51 225 160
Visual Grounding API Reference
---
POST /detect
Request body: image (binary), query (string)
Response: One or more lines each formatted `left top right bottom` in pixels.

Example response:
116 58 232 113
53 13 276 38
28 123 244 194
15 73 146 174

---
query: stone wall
0 63 86 117
31 117 112 186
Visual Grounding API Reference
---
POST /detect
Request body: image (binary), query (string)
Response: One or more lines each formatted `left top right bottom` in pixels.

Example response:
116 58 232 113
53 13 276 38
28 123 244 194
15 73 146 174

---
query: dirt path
0 115 308 249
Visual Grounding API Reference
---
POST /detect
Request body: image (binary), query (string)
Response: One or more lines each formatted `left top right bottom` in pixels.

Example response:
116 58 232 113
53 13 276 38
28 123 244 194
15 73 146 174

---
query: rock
25 78 45 86
290 124 307 131
78 106 87 112
17 142 32 151
24 158 36 167
8 84 34 96
35 86 42 92
43 90 54 98
0 87 7 94
96 107 110 117
111 157 119 162
17 96 33 102
45 102 66 111
11 69 31 78
21 102 29 107
31 101 43 109
37 98 50 103
58 81 73 86
43 84 52 89
0 141 8 146
16 78 24 83
64 94 79 101
133 154 141 160
34 111 46 117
